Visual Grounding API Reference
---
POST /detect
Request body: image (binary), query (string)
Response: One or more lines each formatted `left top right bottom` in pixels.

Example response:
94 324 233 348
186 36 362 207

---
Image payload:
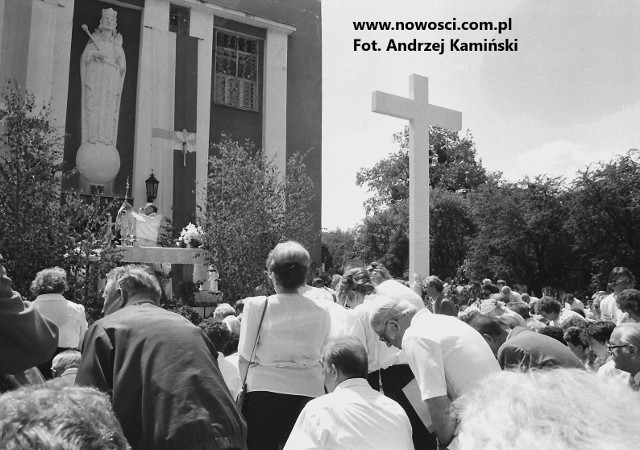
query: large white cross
372 74 462 280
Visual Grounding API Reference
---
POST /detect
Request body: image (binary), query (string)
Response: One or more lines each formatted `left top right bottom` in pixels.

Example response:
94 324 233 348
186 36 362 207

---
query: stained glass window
214 30 259 111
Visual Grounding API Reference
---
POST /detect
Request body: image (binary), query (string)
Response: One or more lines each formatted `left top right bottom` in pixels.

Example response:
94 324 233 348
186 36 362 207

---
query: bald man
284 338 413 450
369 298 500 447
608 323 640 390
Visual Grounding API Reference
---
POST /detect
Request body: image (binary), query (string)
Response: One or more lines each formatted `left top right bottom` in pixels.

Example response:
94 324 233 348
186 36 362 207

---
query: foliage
57 194 122 323
357 202 408 265
321 228 360 273
429 188 476 280
202 136 316 301
379 227 409 278
564 150 640 292
354 126 489 279
462 176 574 295
0 82 120 313
349 121 640 296
162 301 203 326
356 126 488 214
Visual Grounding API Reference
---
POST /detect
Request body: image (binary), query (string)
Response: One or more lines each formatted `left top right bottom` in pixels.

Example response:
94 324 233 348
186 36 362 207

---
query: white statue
76 8 126 185
198 266 220 291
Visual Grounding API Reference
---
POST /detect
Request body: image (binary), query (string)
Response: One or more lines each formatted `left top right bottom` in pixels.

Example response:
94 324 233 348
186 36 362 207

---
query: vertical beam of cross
372 74 462 281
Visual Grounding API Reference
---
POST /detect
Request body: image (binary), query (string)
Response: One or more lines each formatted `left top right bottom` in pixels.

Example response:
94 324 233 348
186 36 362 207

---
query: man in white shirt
285 338 414 450
600 267 636 324
370 298 500 448
563 293 585 313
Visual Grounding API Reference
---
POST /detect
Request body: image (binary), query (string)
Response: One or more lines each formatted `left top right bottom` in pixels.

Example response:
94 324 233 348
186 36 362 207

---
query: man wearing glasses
601 267 636 324
607 323 640 390
369 297 500 448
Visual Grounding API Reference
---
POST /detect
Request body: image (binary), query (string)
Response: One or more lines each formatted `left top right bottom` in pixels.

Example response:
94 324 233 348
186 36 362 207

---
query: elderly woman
238 241 330 450
31 267 88 379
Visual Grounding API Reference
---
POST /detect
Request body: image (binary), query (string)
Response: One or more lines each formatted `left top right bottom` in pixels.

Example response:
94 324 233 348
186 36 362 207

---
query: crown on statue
101 8 117 21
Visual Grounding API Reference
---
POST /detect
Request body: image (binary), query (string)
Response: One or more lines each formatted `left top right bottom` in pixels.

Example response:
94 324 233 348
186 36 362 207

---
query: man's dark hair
324 338 368 379
585 321 616 345
223 334 239 357
540 326 566 345
617 289 640 317
199 318 230 354
563 293 574 303
483 284 500 295
506 302 530 319
425 276 444 292
467 315 505 339
608 267 636 289
563 326 588 349
537 296 562 315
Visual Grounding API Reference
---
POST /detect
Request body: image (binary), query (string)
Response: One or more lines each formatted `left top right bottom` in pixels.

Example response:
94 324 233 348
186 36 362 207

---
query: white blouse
239 293 331 397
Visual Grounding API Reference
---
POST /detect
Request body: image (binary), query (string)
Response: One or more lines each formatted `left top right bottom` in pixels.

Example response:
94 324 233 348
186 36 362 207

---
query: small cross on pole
175 129 196 167
372 74 462 281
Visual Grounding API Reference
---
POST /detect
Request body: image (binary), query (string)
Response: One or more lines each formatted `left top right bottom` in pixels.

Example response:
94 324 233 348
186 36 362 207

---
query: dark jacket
0 268 58 375
76 302 247 450
498 326 585 371
433 293 457 317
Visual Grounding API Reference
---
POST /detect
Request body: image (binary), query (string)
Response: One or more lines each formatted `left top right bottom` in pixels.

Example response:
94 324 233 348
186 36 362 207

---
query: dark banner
172 34 199 234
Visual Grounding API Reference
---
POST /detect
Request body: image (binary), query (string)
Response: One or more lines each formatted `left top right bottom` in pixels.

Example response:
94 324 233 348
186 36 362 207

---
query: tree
202 136 316 301
355 126 489 278
321 228 360 273
0 82 120 312
356 126 488 214
564 150 640 291
429 188 476 280
0 82 66 294
463 176 573 295
379 227 409 278
357 202 408 265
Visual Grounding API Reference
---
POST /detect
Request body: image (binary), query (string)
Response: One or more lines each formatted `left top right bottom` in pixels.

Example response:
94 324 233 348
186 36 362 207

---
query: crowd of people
1 246 640 449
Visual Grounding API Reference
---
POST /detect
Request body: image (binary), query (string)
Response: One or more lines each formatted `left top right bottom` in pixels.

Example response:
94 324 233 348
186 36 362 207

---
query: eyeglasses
607 344 630 353
378 320 397 346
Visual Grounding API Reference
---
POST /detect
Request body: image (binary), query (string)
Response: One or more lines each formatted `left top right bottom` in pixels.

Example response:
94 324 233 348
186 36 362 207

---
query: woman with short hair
31 267 88 379
238 241 330 450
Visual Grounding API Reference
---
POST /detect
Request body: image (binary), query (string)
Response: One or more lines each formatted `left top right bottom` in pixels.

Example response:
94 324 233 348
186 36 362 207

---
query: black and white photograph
1 0 639 449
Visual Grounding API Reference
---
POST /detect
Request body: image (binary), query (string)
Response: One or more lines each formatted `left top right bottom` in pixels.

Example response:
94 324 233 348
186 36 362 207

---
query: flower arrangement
178 223 203 248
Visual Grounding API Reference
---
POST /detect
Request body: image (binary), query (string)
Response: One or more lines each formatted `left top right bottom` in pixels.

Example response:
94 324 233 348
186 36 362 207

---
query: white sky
321 0 640 230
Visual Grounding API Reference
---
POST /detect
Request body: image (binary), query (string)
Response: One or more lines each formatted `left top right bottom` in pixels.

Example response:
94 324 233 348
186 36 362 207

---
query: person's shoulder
66 299 86 313
244 295 267 304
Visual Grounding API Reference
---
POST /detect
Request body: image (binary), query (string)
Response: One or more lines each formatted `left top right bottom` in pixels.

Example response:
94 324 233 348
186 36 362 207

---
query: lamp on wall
145 173 159 203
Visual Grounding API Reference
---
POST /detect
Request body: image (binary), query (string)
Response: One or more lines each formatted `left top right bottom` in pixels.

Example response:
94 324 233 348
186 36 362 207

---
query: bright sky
321 0 640 230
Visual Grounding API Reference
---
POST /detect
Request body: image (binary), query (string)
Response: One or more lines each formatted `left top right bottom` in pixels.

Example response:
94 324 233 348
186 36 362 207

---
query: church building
0 0 322 261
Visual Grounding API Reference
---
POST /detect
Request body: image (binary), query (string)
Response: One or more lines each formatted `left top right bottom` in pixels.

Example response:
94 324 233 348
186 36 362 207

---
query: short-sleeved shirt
402 309 500 401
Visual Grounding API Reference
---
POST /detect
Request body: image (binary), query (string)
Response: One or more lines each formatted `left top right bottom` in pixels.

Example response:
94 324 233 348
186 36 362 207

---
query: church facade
0 0 322 261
